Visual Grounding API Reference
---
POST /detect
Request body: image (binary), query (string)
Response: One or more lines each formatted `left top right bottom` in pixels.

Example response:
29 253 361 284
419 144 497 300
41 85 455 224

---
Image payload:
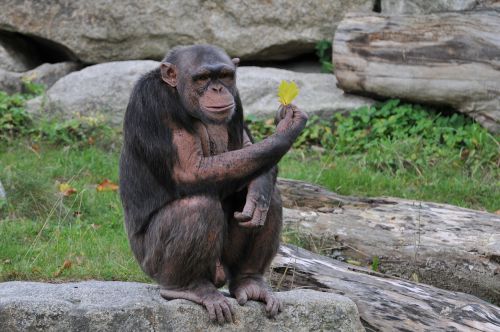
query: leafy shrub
34 115 114 146
0 86 114 147
248 100 500 174
315 40 334 73
333 100 499 171
0 81 43 141
22 79 45 96
244 115 275 142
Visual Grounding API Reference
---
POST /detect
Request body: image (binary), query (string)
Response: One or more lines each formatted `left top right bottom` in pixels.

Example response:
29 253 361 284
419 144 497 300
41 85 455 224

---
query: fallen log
276 179 500 305
332 10 500 133
271 245 500 332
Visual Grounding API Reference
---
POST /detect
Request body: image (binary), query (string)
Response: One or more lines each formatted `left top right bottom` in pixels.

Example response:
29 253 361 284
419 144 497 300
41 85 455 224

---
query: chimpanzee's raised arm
171 106 307 186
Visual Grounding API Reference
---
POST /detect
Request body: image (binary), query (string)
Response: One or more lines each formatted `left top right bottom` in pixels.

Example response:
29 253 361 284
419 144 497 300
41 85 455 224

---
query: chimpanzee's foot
160 281 235 324
229 275 282 317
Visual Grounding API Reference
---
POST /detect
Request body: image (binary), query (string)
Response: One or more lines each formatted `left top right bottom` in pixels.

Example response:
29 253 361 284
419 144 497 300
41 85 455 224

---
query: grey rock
381 0 499 14
27 61 159 125
0 34 40 72
237 67 374 119
25 62 83 91
0 62 81 94
0 281 364 332
0 0 372 63
0 70 20 94
28 61 374 125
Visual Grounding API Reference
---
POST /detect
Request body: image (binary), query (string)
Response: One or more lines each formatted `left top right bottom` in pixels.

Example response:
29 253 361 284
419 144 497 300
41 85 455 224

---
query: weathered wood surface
271 245 500 332
332 10 500 133
276 179 500 305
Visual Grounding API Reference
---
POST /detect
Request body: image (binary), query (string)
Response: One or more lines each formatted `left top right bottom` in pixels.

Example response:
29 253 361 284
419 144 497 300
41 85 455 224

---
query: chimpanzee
119 44 307 324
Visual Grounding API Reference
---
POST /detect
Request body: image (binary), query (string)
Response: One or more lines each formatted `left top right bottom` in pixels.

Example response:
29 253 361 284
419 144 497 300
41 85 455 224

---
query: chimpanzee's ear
231 58 240 67
160 62 177 87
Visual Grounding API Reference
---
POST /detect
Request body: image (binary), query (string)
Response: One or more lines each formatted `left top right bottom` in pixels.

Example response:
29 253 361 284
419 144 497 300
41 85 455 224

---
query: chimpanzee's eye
194 73 210 82
220 72 234 81
199 74 210 81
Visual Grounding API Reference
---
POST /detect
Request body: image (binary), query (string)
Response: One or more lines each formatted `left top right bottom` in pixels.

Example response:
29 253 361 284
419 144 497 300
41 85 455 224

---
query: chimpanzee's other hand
234 175 274 228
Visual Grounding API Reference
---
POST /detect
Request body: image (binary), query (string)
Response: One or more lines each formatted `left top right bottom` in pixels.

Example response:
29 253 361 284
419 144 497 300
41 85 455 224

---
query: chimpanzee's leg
222 188 283 317
130 195 234 323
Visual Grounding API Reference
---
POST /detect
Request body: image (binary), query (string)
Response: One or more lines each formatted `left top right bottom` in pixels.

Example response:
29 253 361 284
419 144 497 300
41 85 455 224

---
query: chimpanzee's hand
275 104 308 139
234 174 274 228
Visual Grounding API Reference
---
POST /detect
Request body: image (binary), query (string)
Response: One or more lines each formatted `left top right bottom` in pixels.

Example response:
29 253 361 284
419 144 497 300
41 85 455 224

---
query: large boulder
27 61 159 125
0 0 372 63
381 0 500 14
0 62 81 94
0 281 364 332
27 61 374 125
333 11 500 133
237 67 373 118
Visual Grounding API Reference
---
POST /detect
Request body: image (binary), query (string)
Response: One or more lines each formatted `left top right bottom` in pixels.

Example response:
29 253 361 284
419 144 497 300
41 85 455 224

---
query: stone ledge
0 281 364 332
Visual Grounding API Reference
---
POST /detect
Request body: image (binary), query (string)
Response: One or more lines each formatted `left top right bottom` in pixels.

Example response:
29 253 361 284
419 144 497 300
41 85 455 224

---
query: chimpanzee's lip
203 103 235 113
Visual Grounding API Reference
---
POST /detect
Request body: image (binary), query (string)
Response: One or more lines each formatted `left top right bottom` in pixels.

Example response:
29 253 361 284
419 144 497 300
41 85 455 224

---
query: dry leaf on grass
53 259 72 277
59 182 77 196
96 179 119 192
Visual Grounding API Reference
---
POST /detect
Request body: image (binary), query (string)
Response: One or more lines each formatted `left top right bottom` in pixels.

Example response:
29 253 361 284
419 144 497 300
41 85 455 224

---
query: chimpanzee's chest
197 123 229 157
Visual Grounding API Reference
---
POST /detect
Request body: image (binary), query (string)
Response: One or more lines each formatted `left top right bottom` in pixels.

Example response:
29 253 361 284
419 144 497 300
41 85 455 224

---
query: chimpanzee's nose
211 84 223 93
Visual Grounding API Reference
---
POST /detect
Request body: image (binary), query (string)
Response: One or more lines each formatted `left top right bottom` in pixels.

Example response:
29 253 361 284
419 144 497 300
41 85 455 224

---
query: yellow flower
278 80 299 105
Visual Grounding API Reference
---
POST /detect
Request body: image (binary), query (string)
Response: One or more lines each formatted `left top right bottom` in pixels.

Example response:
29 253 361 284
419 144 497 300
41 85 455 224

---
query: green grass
280 150 499 212
0 142 148 282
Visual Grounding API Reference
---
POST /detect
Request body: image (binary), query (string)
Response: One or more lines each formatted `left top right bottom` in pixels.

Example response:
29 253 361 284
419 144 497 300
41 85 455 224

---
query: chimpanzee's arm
233 130 277 227
172 107 306 186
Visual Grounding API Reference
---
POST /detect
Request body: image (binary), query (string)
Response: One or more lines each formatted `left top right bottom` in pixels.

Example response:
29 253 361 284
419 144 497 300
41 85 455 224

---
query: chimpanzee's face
161 47 239 124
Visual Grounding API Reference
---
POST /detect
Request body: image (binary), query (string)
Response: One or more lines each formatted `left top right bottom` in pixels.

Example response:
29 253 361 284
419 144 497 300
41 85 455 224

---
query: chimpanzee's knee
140 195 225 286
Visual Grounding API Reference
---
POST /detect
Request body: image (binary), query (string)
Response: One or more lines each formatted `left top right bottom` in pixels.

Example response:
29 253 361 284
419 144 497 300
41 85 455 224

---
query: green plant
34 115 115 147
0 87 116 147
371 256 380 272
333 100 499 173
247 99 499 182
245 115 275 142
0 80 45 141
315 40 334 73
292 115 334 149
0 92 33 141
22 79 45 96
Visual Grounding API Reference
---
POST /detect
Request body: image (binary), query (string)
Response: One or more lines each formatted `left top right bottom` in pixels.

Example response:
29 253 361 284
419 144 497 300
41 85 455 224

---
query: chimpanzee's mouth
204 103 235 113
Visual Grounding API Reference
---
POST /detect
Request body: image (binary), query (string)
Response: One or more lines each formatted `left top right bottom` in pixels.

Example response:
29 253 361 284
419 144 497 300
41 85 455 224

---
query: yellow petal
278 80 299 105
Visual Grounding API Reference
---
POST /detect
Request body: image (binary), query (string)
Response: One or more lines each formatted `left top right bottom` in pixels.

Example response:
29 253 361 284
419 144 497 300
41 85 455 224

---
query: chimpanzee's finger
235 289 248 305
220 302 234 323
214 304 225 324
234 199 256 222
275 105 287 125
254 207 268 226
205 302 216 322
234 211 252 222
238 220 260 228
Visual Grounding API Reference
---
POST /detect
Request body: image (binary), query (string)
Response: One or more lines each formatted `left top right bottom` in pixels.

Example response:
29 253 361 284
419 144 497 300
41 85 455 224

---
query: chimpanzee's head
160 45 240 124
